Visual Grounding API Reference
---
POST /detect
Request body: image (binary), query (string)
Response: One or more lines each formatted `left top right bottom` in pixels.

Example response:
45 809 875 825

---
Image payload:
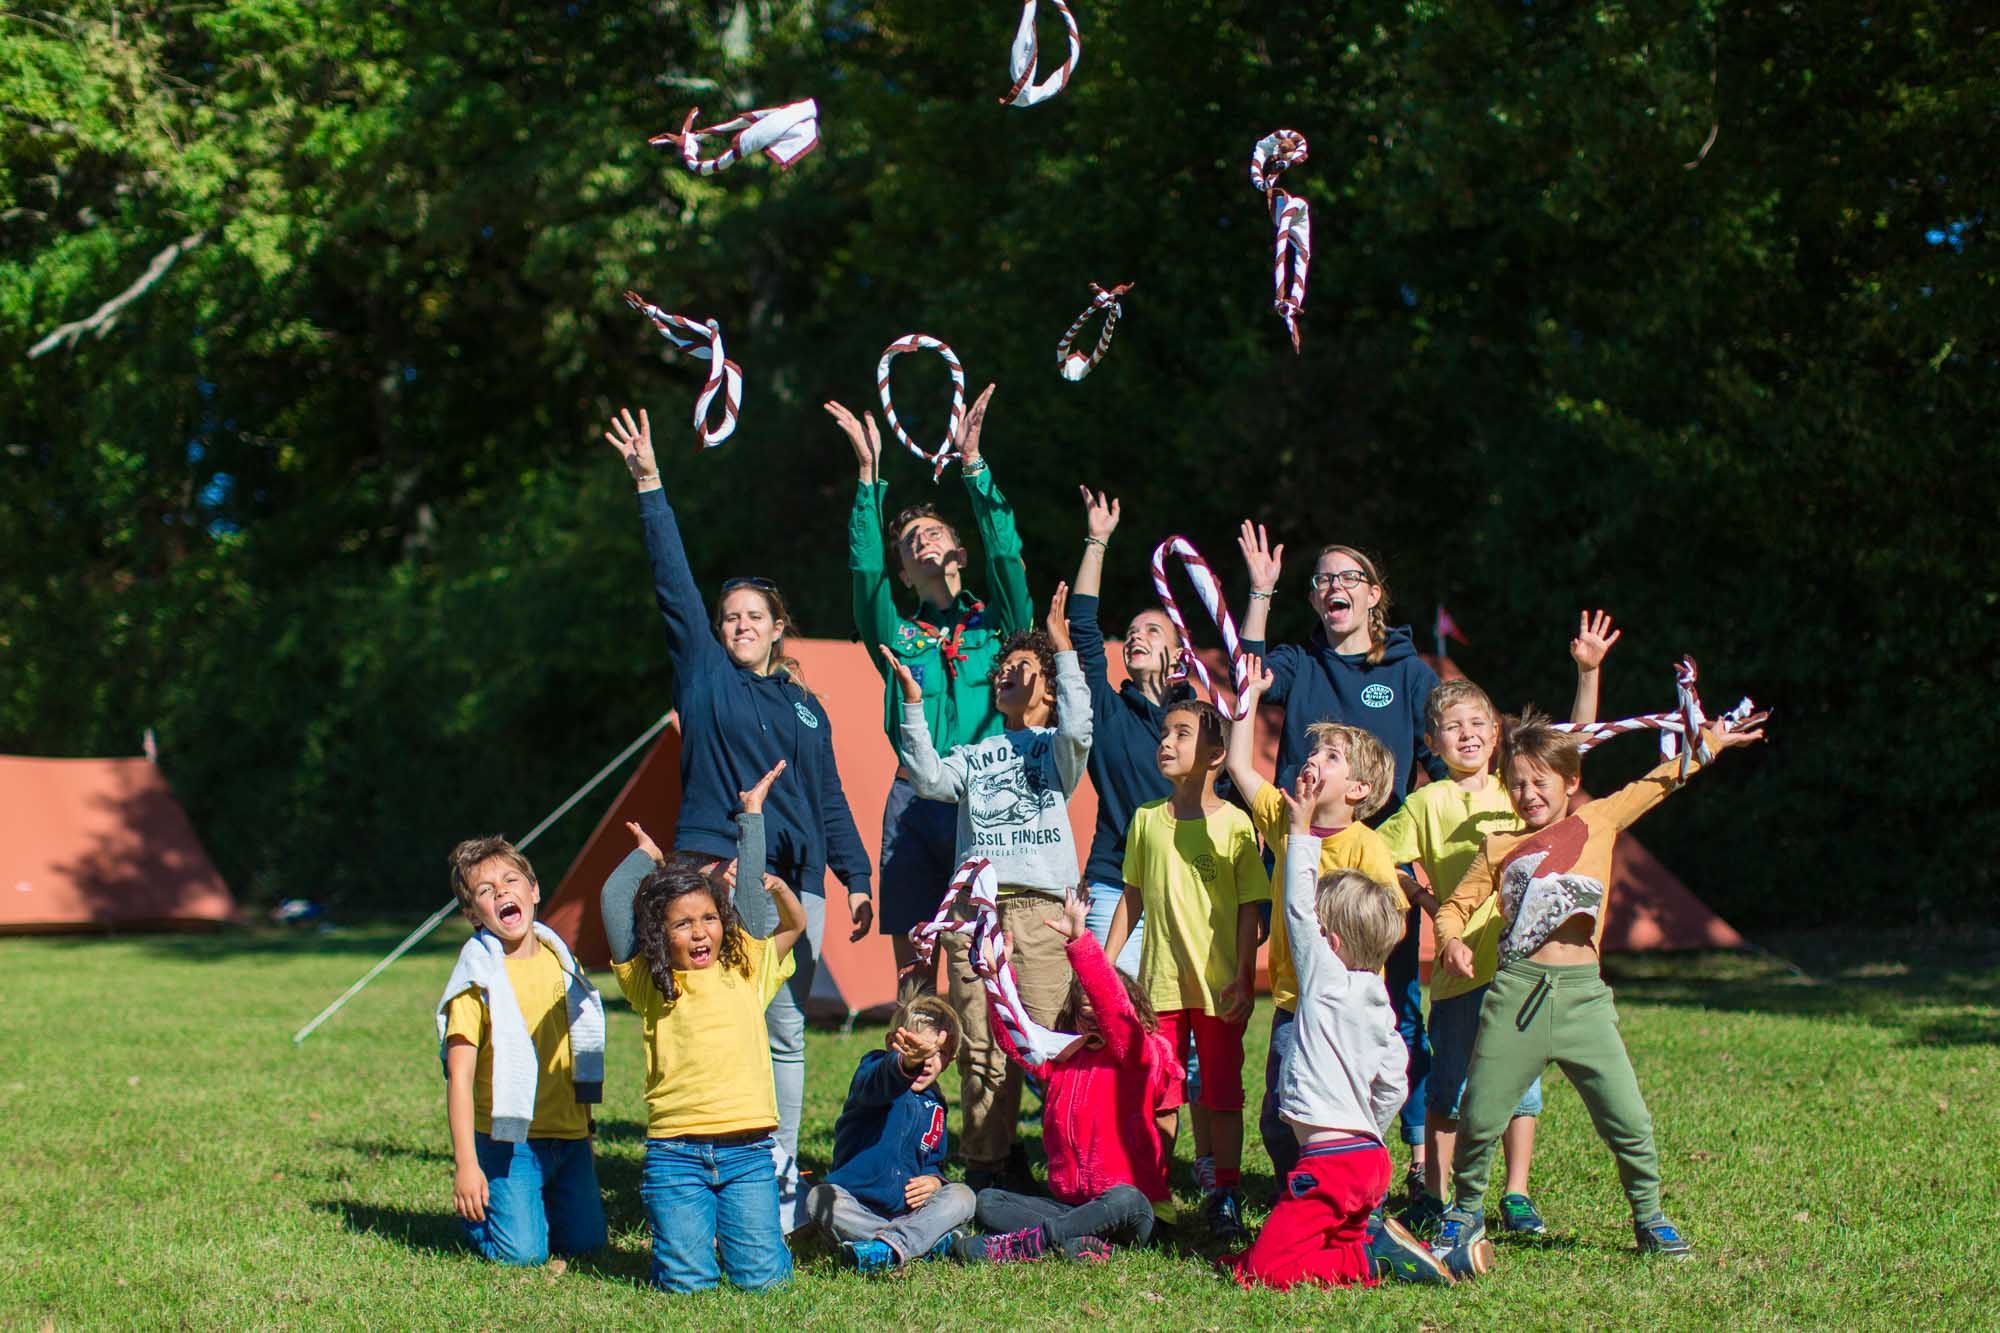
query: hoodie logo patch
793 700 821 729
1360 684 1394 708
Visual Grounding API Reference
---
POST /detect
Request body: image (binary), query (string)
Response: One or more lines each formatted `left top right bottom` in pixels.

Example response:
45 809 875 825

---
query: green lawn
2 925 1993 1330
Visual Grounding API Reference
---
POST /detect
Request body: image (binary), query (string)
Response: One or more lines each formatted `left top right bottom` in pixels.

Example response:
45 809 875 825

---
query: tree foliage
4 2 1994 923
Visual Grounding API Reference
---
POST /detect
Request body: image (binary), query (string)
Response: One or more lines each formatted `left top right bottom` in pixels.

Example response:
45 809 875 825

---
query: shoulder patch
793 699 821 729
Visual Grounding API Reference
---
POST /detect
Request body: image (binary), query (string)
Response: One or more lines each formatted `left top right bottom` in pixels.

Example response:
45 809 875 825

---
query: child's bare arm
1569 610 1622 725
890 650 966 800
1223 656 1274 803
445 1039 486 1223
764 875 808 960
1218 902 1261 1023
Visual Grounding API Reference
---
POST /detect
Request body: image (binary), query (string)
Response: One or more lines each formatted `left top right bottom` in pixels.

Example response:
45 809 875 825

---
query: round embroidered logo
1192 852 1220 883
1360 683 1394 709
793 700 821 729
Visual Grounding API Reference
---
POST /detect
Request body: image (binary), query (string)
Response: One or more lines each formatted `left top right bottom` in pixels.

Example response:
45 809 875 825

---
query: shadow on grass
1602 928 2000 1048
313 1200 656 1284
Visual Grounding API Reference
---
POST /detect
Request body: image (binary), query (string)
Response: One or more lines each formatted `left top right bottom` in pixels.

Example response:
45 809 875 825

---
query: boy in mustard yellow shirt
436 837 607 1266
1227 656 1403 1183
1104 698 1269 1244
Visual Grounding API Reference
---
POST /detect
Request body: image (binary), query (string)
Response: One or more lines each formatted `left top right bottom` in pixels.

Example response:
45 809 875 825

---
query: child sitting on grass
1103 698 1269 1245
1223 770 1458 1290
884 583 1092 1192
601 762 804 1294
962 889 1185 1264
1431 704 1766 1262
436 837 607 1267
805 995 977 1274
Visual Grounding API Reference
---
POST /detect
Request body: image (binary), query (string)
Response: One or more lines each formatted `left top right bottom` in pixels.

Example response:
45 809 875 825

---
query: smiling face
993 646 1053 720
464 855 540 952
664 887 726 971
716 586 783 672
894 513 965 585
1309 549 1383 653
1505 754 1581 830
1432 699 1499 776
1122 609 1180 677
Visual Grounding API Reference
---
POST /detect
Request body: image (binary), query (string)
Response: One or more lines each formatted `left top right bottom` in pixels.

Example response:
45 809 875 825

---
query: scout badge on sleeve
649 99 821 175
1056 281 1133 381
1250 129 1312 352
1553 658 1763 779
908 858 1078 1065
999 0 1081 108
623 291 743 448
1150 535 1255 720
876 334 968 482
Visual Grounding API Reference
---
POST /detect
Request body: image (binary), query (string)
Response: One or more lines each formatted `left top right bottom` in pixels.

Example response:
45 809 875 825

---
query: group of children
432 405 1766 1295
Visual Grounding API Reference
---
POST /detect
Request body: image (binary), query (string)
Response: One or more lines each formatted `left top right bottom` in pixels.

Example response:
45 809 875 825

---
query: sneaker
1402 1159 1427 1205
1192 1154 1217 1195
839 1239 897 1275
1397 1191 1447 1241
1634 1213 1695 1258
1061 1235 1113 1262
956 1225 1049 1265
1499 1192 1548 1236
1430 1205 1497 1281
1202 1190 1249 1247
924 1226 972 1263
1365 1211 1454 1285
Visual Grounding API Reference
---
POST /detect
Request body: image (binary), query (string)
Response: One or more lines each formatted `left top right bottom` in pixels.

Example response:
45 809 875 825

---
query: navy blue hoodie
1240 624 1446 810
824 1049 950 1216
638 487 871 899
1068 593 1195 887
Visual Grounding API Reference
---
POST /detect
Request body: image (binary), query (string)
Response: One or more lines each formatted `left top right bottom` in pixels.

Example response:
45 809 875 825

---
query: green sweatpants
1449 960 1661 1221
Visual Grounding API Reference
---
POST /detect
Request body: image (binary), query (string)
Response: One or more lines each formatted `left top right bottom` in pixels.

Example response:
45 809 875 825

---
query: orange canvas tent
0 754 238 933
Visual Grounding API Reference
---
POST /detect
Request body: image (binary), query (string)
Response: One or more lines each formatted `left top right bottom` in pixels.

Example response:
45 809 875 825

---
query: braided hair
631 857 752 1007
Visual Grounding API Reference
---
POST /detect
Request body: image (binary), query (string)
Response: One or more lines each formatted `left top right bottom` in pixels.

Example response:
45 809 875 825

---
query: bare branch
27 230 205 359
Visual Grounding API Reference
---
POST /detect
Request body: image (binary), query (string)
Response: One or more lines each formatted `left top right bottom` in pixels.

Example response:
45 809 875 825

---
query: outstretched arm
729 762 781 939
959 386 1034 634
1224 655 1274 805
831 401 904 684
1045 584 1093 795
1047 891 1143 1063
1072 487 1118 601
607 407 722 684
1237 520 1284 644
886 646 966 800
1568 610 1622 725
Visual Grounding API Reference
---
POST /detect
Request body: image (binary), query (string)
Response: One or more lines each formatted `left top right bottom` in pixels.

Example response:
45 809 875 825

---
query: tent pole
291 712 674 1045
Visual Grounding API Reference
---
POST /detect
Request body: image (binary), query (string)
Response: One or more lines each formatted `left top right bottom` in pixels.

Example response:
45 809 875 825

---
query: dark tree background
4 2 1993 925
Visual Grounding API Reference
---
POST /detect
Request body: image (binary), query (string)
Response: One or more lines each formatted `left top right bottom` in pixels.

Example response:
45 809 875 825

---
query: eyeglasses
721 576 778 594
1308 570 1374 591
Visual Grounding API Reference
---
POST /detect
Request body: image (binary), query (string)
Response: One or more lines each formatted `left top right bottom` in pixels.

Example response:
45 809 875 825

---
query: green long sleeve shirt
849 465 1034 758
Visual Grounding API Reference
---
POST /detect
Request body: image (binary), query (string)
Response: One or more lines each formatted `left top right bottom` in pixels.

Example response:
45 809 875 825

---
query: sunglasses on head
721 576 779 594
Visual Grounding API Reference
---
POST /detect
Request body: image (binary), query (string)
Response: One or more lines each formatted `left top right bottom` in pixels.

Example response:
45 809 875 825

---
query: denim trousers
463 1133 606 1266
640 1135 791 1293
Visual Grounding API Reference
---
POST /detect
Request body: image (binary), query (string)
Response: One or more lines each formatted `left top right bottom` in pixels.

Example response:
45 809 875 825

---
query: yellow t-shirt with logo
1121 799 1271 1015
612 932 796 1139
1248 783 1406 1011
442 941 592 1140
1377 776 1523 1002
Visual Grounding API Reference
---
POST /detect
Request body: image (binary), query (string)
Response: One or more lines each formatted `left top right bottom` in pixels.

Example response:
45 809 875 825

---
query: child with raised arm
882 585 1092 1190
805 995 975 1274
1102 698 1267 1245
827 387 1033 983
1429 705 1766 1263
600 763 805 1294
963 890 1185 1264
1386 613 1622 1240
437 839 607 1267
1225 768 1457 1289
1225 656 1406 1184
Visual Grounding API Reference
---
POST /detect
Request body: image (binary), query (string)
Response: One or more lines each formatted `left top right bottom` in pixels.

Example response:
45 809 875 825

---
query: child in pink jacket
959 889 1183 1263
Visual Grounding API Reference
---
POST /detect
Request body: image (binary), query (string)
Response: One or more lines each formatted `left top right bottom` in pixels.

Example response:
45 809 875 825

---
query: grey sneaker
1634 1213 1694 1258
1430 1205 1497 1281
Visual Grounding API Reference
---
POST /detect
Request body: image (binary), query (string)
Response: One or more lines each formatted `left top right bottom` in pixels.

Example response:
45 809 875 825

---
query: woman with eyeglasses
604 407 874 1226
1235 523 1446 1202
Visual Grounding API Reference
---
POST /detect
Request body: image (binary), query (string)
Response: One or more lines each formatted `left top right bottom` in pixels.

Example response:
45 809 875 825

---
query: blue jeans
1384 905 1430 1147
1258 1005 1302 1180
1427 985 1543 1120
463 1134 606 1266
640 1136 791 1293
765 888 825 1216
879 776 961 935
1087 882 1198 1103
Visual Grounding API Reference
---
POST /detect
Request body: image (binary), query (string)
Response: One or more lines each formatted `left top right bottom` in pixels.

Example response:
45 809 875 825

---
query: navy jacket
1240 624 1446 812
638 487 871 899
1068 593 1195 887
824 1050 950 1216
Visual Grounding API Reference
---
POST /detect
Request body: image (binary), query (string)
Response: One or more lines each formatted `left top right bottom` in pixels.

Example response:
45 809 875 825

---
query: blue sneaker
1634 1213 1694 1258
840 1239 897 1275
1203 1189 1249 1247
1366 1210 1454 1284
1499 1192 1548 1236
924 1227 970 1263
1430 1205 1497 1281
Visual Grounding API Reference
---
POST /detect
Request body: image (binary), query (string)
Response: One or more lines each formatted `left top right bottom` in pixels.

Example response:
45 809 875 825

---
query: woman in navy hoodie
1236 523 1444 1201
606 407 873 1222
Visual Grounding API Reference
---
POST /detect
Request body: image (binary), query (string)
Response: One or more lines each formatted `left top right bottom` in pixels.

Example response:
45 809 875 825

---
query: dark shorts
878 775 960 936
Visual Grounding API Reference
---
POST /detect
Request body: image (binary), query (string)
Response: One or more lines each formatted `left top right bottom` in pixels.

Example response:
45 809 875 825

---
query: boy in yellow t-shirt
1227 657 1403 1184
437 837 607 1267
1103 698 1269 1245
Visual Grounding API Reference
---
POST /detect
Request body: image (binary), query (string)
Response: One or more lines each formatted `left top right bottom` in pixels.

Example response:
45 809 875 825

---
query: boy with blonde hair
436 837 607 1266
1103 697 1269 1244
1227 656 1405 1182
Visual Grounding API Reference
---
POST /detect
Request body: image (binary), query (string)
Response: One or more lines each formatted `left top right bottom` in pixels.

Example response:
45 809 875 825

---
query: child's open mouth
497 901 524 927
686 941 714 966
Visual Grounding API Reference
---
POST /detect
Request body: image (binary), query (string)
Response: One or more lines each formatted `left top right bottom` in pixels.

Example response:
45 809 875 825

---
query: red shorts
1155 1008 1247 1112
1224 1134 1388 1290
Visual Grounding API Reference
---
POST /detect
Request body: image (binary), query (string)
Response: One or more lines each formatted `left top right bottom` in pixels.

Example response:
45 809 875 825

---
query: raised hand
956 382 997 470
604 407 659 486
1238 653 1275 707
822 400 882 484
1042 886 1090 942
1570 610 1623 671
1237 520 1284 594
739 759 787 814
1044 580 1073 654
877 644 923 704
1079 486 1121 542
625 820 667 866
1282 765 1322 834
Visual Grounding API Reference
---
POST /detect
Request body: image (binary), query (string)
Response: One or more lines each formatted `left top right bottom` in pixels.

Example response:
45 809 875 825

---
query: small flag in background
1436 606 1469 646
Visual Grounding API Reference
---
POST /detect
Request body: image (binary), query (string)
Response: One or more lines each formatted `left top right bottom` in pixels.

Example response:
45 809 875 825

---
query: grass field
2 923 1994 1330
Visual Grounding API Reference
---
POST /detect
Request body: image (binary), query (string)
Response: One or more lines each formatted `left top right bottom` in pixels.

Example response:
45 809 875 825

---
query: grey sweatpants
805 1181 976 1263
766 890 826 1218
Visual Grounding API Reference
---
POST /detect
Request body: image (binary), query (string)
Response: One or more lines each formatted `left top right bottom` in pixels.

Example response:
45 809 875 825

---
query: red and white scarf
1056 281 1132 381
1000 0 1081 108
876 334 967 482
909 859 1077 1066
1553 658 1758 778
1250 129 1312 352
649 100 820 175
1150 535 1254 720
623 290 742 448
